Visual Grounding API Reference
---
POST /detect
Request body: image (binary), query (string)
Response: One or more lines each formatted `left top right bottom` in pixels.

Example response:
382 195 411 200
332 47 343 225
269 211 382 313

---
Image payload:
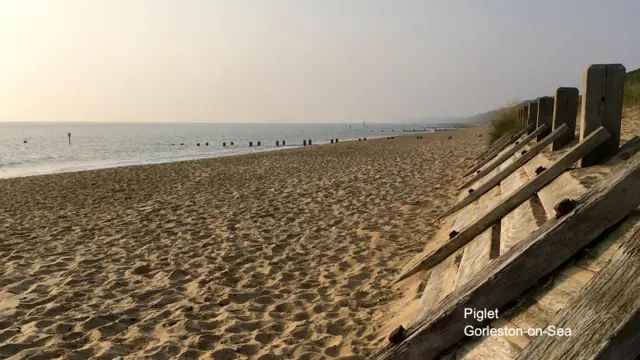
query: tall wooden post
527 102 538 135
536 97 554 141
68 132 71 145
522 104 529 126
551 87 579 151
579 64 626 168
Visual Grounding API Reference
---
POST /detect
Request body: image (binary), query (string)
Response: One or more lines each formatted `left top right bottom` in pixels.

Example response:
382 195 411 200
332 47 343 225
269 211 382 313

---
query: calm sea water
0 122 467 179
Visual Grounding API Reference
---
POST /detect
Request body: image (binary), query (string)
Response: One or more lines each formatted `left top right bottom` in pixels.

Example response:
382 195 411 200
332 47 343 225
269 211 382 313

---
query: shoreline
0 127 487 359
0 131 447 180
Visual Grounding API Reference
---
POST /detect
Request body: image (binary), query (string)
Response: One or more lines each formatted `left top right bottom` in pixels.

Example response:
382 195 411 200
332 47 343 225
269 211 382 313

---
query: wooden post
536 96 554 141
523 104 530 128
375 147 640 360
230 141 234 145
249 141 252 147
528 102 538 135
303 140 307 146
276 141 279 146
197 143 200 146
552 87 579 151
308 139 312 145
518 108 523 125
223 142 226 146
330 139 334 143
257 141 261 146
68 132 71 145
335 139 338 143
579 64 626 167
282 140 285 146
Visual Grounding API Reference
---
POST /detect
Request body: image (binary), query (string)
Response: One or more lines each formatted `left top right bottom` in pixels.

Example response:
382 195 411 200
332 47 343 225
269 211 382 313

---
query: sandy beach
0 128 486 360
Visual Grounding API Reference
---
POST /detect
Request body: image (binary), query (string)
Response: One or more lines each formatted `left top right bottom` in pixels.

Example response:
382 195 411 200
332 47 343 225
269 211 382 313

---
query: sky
1 1 639 123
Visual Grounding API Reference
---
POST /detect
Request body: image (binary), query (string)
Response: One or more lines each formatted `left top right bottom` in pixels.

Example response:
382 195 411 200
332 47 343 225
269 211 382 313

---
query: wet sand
0 128 486 359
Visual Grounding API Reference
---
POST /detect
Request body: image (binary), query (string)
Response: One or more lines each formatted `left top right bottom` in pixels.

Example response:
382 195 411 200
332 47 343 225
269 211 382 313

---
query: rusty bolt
521 150 528 155
468 188 475 194
554 199 577 219
388 325 406 344
534 166 547 175
449 230 459 239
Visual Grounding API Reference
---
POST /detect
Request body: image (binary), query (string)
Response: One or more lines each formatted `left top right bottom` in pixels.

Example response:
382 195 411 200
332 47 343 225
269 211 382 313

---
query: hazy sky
1 1 639 123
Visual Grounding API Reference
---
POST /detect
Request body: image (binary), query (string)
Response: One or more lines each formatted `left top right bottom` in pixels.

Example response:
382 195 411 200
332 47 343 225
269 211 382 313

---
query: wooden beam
517 219 640 360
473 133 510 162
442 124 568 220
579 64 626 167
372 148 640 360
396 126 608 283
527 102 538 135
465 123 534 177
458 124 550 191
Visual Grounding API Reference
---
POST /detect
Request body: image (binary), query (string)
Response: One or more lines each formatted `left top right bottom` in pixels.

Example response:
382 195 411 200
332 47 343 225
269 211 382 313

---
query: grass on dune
488 101 526 144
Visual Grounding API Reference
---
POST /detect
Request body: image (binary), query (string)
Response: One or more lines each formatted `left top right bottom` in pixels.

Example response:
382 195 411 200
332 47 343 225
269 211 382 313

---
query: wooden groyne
371 63 640 360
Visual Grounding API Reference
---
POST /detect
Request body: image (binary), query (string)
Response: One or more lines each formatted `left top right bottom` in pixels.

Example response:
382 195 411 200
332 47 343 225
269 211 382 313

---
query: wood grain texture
579 64 626 167
517 217 640 360
439 124 568 220
465 124 534 177
396 126 607 284
473 133 511 162
458 125 548 191
454 185 502 290
371 147 640 360
499 168 540 254
551 87 579 151
417 254 457 321
521 156 587 219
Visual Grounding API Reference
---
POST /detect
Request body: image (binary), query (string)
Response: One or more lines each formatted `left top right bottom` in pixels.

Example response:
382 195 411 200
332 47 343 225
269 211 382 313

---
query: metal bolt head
389 325 406 344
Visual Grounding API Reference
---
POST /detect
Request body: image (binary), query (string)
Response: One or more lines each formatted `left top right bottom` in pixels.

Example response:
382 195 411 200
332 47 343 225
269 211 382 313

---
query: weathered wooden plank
517 218 640 360
559 265 595 284
440 124 568 220
443 330 522 360
454 186 502 289
575 213 640 272
528 135 640 218
490 318 531 350
473 133 511 162
458 125 549 191
532 275 585 315
397 127 608 283
465 124 534 177
499 169 540 254
452 200 479 232
417 254 457 320
522 156 587 219
371 147 640 360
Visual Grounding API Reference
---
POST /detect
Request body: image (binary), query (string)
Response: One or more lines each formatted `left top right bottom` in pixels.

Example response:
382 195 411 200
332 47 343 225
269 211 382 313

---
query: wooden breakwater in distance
372 63 640 360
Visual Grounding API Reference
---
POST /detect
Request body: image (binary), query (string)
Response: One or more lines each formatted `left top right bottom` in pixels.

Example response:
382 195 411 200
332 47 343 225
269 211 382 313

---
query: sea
0 122 469 179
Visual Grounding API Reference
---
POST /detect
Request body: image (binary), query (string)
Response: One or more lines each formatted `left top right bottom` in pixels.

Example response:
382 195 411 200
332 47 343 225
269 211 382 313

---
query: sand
0 128 486 360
